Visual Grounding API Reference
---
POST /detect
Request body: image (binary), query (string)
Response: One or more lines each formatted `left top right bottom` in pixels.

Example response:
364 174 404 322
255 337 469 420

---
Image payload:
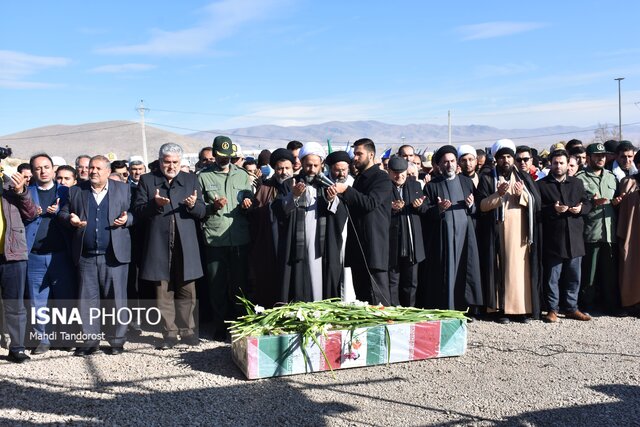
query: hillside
0 120 206 164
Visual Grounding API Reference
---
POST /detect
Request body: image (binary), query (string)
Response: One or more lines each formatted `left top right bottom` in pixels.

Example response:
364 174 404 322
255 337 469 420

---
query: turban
433 145 458 164
269 148 295 169
298 141 326 162
492 139 516 158
457 144 476 159
325 150 351 166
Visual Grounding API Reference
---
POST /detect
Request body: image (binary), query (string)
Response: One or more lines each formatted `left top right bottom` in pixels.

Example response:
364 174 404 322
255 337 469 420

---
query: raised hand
391 199 405 212
154 188 171 207
497 181 510 197
592 193 608 207
212 195 227 211
70 213 87 228
113 211 128 227
334 182 348 194
437 196 452 212
183 189 198 209
554 201 569 213
513 181 524 196
292 182 306 198
568 202 583 215
326 185 338 201
46 198 60 214
10 172 26 194
612 192 626 206
465 193 474 207
412 195 426 209
241 198 253 209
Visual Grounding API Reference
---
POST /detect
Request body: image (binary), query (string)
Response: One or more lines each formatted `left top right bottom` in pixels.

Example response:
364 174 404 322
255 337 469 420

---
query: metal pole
615 78 624 140
137 99 149 166
448 110 452 145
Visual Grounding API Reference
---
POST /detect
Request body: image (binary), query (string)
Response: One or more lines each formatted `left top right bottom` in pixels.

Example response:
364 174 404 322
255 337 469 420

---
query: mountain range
1 120 636 163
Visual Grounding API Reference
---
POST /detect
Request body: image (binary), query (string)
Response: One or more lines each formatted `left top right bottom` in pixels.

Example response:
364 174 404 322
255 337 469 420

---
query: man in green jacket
198 136 254 340
575 143 625 315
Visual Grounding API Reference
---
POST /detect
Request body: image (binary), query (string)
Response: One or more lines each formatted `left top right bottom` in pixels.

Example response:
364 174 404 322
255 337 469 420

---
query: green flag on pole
327 138 333 154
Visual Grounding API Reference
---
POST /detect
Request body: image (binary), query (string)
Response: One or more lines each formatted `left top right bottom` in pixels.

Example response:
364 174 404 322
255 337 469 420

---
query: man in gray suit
133 143 206 350
58 155 133 356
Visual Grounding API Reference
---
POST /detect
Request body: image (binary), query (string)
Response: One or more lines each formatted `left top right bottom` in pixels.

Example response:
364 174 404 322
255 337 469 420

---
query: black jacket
342 164 393 271
537 175 591 259
132 171 206 282
389 178 426 268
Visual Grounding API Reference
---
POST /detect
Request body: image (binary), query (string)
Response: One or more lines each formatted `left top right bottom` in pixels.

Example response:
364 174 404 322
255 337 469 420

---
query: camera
0 146 12 160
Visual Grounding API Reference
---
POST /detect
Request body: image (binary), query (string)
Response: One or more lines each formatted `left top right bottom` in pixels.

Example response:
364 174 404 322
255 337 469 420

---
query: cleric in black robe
420 145 483 311
323 151 351 300
271 142 346 302
248 148 295 308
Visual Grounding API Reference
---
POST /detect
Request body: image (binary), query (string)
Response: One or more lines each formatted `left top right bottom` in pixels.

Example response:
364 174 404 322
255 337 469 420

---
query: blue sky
1 0 640 136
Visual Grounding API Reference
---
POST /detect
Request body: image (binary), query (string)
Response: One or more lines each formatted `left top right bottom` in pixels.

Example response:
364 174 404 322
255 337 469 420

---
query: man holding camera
0 160 38 362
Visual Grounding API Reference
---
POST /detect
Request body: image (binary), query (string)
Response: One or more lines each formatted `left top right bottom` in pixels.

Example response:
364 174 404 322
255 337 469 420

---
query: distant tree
593 122 619 143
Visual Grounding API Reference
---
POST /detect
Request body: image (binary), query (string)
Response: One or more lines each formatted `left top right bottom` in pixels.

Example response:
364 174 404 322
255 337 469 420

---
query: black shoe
181 335 200 346
8 350 31 363
157 337 178 350
108 346 124 356
128 324 143 336
515 315 531 324
73 346 99 357
31 343 50 355
213 330 228 342
497 316 510 324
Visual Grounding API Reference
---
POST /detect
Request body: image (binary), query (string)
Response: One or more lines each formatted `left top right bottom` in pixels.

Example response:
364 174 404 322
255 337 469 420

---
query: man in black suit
332 138 393 305
58 155 133 356
133 143 206 349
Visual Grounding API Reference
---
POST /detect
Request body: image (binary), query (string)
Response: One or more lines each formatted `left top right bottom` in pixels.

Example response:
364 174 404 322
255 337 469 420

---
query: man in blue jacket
24 154 75 354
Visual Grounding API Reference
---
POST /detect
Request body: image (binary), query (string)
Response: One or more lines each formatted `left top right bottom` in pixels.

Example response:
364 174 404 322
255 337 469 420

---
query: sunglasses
516 157 531 163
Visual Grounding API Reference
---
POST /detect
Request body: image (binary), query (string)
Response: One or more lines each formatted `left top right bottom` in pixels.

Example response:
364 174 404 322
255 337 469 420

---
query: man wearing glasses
515 146 545 181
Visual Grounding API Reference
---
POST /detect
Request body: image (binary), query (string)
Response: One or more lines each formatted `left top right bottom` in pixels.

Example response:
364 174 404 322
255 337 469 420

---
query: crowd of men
0 134 638 363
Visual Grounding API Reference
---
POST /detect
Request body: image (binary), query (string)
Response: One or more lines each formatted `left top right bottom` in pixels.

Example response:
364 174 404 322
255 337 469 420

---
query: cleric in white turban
457 144 479 187
298 141 326 162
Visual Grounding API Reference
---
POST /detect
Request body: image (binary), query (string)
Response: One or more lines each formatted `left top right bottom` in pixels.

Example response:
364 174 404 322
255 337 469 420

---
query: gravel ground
1 314 639 426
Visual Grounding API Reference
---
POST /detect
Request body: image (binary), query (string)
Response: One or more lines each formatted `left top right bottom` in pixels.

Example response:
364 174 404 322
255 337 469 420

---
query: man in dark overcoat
133 143 206 349
333 138 393 305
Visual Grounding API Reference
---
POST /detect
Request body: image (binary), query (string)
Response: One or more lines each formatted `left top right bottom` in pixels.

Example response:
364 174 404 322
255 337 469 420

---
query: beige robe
617 177 640 307
480 173 532 314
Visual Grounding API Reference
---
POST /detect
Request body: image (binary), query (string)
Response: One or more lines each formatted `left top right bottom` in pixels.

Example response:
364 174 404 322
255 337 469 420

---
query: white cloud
0 50 70 88
90 63 157 73
456 21 547 41
97 0 286 56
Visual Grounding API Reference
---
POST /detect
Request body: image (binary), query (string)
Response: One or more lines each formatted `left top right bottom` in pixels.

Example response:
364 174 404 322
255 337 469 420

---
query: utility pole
614 78 624 140
137 99 149 166
448 110 452 145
